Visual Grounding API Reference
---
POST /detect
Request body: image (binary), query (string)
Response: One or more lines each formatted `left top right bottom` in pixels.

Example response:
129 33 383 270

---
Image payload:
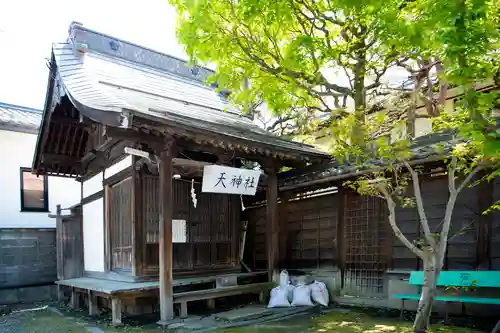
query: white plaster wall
83 172 103 198
80 157 131 273
82 198 105 272
104 155 132 179
82 171 105 272
390 118 433 143
0 129 81 228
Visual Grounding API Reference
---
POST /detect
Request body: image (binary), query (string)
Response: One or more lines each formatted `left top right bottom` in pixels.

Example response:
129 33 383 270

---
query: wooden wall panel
491 178 500 270
391 176 480 271
245 192 339 271
140 175 239 275
244 172 497 280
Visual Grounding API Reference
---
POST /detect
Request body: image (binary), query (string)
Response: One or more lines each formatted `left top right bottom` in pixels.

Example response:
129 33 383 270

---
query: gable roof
0 102 42 134
51 22 327 159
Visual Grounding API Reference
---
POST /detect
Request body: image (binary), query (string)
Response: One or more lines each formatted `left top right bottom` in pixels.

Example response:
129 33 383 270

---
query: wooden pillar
70 288 79 309
55 205 63 280
132 157 144 277
88 291 99 316
157 141 175 324
111 297 122 326
104 185 112 272
337 187 346 288
265 166 279 282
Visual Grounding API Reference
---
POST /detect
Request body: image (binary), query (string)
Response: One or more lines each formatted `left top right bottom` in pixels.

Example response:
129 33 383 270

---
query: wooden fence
56 205 84 280
245 173 500 297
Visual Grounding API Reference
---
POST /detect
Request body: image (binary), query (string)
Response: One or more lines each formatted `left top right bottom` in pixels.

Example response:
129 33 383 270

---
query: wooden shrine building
31 22 329 324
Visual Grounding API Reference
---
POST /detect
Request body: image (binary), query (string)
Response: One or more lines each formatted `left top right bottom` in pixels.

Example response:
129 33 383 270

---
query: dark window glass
20 167 48 212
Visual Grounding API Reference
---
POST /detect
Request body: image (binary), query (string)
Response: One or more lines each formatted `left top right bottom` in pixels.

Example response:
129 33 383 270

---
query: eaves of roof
46 23 328 161
0 102 42 134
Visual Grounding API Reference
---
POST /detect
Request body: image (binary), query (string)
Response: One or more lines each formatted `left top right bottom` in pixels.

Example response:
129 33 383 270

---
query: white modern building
0 102 81 228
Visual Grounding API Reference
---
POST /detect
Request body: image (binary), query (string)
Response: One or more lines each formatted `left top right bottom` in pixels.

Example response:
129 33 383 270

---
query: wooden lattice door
342 192 388 296
109 177 133 271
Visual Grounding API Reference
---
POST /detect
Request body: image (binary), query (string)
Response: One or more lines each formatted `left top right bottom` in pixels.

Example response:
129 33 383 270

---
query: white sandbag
286 282 296 302
268 286 291 308
279 270 289 287
291 284 314 307
310 280 329 306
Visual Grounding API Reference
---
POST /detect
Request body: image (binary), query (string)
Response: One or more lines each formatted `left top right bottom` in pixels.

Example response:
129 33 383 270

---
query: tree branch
403 161 435 248
434 61 448 107
378 183 425 259
265 114 296 134
438 157 484 269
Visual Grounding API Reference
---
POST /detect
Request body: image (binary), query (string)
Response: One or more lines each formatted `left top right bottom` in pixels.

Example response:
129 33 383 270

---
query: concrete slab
214 304 273 322
183 317 218 330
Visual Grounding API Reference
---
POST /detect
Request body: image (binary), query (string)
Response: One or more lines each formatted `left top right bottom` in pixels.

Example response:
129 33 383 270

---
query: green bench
393 271 500 320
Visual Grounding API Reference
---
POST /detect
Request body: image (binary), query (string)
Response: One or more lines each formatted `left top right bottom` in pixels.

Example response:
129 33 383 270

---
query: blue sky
0 0 187 109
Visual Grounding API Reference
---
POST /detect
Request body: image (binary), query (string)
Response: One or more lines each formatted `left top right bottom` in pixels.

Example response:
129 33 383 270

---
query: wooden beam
79 141 130 181
50 115 88 128
157 139 175 324
104 125 312 166
265 166 279 282
179 149 218 164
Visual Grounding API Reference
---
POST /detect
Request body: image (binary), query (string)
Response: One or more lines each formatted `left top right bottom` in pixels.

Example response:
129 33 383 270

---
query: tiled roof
279 131 460 188
48 22 327 159
0 102 42 133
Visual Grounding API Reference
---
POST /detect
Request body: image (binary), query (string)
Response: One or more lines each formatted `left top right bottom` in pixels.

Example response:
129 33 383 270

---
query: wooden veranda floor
56 271 268 295
56 276 211 295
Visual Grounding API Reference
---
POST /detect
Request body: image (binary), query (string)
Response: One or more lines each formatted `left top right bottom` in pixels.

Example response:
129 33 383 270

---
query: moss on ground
12 308 485 333
21 310 88 333
19 310 167 333
222 310 484 333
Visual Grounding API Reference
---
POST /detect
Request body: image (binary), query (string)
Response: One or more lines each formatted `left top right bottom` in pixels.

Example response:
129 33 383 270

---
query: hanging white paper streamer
191 179 198 208
240 194 245 211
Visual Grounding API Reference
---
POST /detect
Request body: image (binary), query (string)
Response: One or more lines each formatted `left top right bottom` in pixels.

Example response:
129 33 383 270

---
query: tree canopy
169 1 500 331
170 0 500 163
170 0 500 332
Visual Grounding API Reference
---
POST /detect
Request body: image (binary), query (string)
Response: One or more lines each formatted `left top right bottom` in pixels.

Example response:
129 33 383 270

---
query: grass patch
21 310 89 333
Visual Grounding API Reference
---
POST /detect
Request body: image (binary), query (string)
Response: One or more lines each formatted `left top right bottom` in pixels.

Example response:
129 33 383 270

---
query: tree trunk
413 249 438 333
352 43 367 148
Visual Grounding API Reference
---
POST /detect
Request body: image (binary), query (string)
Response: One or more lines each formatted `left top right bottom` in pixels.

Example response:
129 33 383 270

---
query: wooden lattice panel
110 177 133 271
143 175 159 244
343 193 387 296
